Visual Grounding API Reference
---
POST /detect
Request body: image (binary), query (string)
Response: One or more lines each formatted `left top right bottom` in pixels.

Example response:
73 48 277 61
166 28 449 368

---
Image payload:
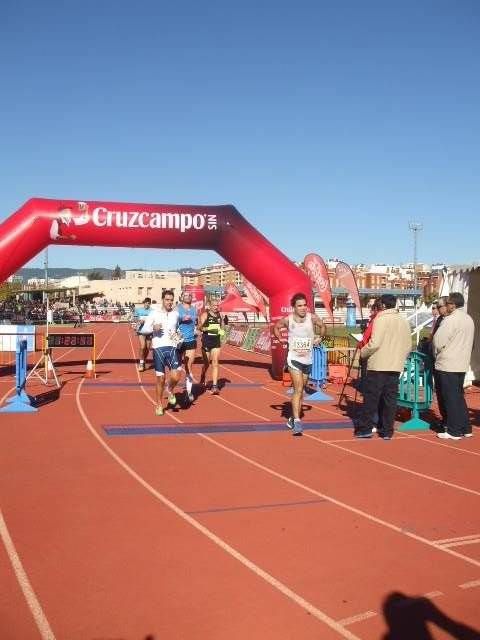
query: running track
1 323 479 639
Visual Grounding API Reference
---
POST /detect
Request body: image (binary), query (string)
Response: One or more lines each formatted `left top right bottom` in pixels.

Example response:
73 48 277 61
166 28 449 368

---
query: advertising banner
304 253 333 321
253 327 271 355
241 328 261 352
227 324 248 347
335 261 362 318
243 279 268 318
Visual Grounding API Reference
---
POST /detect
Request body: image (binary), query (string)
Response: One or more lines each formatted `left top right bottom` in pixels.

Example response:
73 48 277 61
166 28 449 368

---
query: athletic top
288 312 315 365
134 306 153 335
203 310 222 336
177 304 197 341
147 309 181 348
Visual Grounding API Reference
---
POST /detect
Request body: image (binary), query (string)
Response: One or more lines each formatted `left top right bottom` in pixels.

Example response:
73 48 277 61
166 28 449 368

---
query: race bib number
292 337 312 352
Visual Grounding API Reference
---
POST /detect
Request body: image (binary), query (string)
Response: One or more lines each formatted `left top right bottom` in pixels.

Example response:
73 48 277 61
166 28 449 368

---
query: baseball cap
143 297 152 304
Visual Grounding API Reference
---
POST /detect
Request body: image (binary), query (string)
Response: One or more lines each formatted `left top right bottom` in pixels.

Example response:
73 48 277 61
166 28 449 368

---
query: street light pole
409 222 423 338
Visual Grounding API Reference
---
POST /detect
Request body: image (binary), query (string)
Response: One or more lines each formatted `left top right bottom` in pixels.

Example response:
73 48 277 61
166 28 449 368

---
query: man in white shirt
145 289 183 416
432 292 475 440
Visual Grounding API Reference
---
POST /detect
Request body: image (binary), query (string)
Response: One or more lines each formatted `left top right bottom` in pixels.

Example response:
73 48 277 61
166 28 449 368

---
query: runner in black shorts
199 298 224 395
177 291 198 403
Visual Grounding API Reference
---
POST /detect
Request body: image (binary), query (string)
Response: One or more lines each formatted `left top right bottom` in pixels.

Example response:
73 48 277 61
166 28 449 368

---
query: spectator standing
432 292 475 440
429 297 449 429
355 294 411 440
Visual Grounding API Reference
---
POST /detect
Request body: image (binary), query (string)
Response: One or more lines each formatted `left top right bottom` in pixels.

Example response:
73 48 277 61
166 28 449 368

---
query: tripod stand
337 345 361 410
27 346 60 388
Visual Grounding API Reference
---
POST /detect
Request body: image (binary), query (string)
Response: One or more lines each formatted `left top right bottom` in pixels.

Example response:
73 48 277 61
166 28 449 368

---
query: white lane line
63 389 143 396
459 579 480 590
423 590 443 598
213 394 270 421
75 382 361 640
444 539 480 548
0 510 56 640
434 534 480 545
337 611 377 626
400 433 480 458
304 434 480 497
218 361 260 384
199 434 480 569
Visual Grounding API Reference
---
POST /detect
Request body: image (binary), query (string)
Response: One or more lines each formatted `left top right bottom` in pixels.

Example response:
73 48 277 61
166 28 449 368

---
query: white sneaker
437 432 462 441
463 433 473 438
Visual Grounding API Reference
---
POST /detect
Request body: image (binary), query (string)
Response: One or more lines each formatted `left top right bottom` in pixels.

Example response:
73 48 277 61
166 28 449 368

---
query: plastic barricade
397 351 433 430
286 345 332 402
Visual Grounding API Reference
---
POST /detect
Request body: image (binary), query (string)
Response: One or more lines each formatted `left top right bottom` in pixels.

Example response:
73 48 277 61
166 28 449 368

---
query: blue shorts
153 346 181 376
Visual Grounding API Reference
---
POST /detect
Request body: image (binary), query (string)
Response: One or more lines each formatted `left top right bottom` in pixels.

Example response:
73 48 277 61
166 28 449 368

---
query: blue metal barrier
397 350 432 430
0 338 37 413
286 345 332 402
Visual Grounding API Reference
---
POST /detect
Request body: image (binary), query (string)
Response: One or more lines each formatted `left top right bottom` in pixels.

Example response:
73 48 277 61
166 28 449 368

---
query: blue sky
1 0 479 272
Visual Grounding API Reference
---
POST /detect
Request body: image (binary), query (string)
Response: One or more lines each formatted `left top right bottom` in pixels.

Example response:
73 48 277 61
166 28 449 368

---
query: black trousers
433 368 447 424
358 371 400 436
435 371 469 436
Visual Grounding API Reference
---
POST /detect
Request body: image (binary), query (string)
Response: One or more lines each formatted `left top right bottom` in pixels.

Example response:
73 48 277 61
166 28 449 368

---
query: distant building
124 269 180 281
78 273 182 304
7 275 23 284
180 269 199 287
198 263 242 287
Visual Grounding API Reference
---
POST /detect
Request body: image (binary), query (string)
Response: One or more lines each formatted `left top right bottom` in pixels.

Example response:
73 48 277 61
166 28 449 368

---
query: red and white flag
304 253 333 321
243 279 268 318
335 261 363 319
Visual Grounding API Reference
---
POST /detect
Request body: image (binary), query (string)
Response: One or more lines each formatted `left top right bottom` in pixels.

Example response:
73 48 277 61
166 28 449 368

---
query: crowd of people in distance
0 297 136 325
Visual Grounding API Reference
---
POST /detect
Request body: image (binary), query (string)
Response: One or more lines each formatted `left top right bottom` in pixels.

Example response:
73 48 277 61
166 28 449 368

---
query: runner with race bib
274 292 325 435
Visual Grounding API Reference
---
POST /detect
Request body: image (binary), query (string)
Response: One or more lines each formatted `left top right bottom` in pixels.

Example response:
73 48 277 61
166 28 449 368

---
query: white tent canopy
445 264 480 384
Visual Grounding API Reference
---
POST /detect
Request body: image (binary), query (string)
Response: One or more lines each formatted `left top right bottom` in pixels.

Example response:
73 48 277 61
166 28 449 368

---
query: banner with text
304 253 334 321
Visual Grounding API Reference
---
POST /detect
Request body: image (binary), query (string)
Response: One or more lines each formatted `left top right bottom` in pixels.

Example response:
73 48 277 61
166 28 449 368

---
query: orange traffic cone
85 359 94 379
282 370 292 387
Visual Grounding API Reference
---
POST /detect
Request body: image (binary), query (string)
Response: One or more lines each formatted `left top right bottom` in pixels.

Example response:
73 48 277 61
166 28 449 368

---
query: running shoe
155 405 164 416
437 432 462 441
188 392 195 403
137 364 145 372
292 420 303 436
168 393 177 406
286 417 295 430
211 385 220 395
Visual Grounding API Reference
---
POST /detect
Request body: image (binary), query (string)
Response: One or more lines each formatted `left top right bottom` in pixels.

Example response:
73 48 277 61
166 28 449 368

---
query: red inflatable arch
0 198 312 378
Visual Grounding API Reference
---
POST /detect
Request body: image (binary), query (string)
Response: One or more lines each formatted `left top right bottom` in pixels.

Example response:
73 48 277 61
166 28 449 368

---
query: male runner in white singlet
274 293 325 435
145 289 183 416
